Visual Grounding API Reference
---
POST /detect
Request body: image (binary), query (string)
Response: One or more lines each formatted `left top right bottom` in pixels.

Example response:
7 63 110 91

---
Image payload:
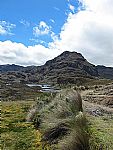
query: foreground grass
1 94 113 150
1 101 50 150
88 114 113 150
33 89 89 150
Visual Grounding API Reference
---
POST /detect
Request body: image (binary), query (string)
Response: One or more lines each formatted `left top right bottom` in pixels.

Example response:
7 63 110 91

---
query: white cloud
0 25 7 35
29 38 48 46
69 4 75 13
20 20 30 27
33 21 57 43
80 0 113 16
53 7 60 11
33 21 51 37
0 40 60 66
0 0 113 67
50 19 55 23
51 0 113 67
0 21 16 35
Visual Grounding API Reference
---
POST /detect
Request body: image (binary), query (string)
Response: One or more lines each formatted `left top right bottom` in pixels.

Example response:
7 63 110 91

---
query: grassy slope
1 101 50 150
88 114 113 150
1 87 113 150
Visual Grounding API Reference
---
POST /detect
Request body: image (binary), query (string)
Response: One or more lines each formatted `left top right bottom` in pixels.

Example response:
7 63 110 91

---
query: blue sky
0 0 113 66
0 0 80 46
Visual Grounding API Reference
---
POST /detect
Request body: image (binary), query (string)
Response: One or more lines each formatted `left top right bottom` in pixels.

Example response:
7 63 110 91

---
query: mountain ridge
0 51 113 84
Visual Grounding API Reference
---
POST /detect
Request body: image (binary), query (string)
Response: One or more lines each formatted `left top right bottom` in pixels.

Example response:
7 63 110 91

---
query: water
26 84 59 92
26 84 44 87
26 84 51 88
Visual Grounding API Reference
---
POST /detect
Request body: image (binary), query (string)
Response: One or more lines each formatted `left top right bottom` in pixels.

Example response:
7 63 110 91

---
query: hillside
37 51 99 84
0 51 113 84
0 64 24 72
96 65 113 80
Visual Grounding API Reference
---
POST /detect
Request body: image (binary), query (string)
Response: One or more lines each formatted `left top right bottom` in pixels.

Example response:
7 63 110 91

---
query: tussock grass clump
57 111 89 150
32 89 89 150
26 92 56 123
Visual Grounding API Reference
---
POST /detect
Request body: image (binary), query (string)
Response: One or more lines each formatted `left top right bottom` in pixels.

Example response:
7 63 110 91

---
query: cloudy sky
0 0 113 66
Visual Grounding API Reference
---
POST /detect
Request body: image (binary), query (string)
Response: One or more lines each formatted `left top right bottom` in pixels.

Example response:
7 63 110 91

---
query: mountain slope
0 51 113 84
37 51 99 83
96 65 113 80
0 64 24 72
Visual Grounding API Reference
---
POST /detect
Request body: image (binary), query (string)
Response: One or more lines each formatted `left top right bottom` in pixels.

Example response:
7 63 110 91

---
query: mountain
0 51 113 84
37 51 99 84
96 65 113 80
0 64 24 72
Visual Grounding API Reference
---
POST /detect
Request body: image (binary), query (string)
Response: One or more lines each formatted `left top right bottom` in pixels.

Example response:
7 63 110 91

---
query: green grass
87 115 113 150
1 90 113 150
1 101 51 150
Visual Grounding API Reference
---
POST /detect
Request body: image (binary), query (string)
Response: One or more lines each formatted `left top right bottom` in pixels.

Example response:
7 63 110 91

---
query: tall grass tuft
31 89 89 149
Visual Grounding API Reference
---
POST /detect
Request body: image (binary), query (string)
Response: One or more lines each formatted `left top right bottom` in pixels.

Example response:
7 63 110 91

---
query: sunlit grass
1 92 113 150
1 101 51 150
87 114 113 150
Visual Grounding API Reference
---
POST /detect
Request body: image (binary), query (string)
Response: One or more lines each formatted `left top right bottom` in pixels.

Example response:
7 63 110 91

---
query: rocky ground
82 83 113 107
80 83 113 149
81 83 113 119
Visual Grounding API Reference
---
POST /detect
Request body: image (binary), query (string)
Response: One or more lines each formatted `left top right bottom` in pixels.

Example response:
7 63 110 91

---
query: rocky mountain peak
45 51 86 66
0 51 113 84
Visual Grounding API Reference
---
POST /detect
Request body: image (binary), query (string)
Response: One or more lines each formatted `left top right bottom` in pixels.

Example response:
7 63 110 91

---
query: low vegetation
1 83 113 150
88 114 113 150
28 89 89 150
1 101 50 150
